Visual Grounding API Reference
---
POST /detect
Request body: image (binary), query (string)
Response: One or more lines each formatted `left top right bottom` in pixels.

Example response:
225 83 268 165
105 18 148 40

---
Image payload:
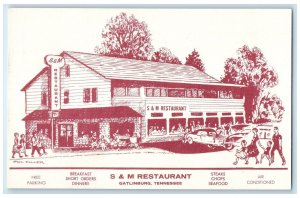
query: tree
151 47 182 64
257 93 285 122
185 49 205 72
97 12 153 60
221 45 279 122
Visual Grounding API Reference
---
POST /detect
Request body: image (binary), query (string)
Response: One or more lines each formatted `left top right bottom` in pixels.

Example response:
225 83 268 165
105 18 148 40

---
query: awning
23 106 142 121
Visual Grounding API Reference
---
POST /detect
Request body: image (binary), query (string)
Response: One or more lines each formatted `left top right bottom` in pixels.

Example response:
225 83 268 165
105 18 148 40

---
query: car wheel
187 137 193 144
225 144 234 151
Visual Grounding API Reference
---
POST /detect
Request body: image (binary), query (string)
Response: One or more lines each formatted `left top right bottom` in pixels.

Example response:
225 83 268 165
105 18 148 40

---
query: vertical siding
25 72 49 114
60 57 112 109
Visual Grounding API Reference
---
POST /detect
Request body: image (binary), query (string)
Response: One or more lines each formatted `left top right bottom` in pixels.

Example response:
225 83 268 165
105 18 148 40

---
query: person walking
20 134 28 157
270 127 286 165
31 132 42 157
246 128 260 164
12 132 22 158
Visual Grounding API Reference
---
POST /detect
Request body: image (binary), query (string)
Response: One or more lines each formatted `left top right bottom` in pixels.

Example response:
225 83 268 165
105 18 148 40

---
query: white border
1 0 298 197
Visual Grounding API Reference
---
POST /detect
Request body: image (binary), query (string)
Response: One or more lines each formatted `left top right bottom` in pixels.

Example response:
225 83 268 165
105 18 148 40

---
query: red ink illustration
12 12 287 170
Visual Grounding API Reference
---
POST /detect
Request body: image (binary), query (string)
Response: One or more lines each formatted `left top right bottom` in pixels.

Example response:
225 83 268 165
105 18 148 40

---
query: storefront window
188 118 204 131
206 117 219 127
110 122 135 137
169 118 186 134
78 123 99 138
148 119 167 136
235 117 245 124
221 117 234 125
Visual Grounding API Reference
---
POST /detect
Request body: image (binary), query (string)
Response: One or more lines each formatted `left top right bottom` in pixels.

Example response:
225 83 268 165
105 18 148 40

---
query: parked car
224 124 273 150
182 128 227 149
224 131 253 150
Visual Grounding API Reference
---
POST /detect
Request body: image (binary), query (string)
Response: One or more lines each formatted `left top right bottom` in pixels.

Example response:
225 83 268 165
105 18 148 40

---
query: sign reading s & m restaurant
44 55 65 111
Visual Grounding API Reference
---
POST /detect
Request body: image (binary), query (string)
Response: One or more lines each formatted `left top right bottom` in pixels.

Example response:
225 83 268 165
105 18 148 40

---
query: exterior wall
25 72 49 114
54 117 139 148
60 57 112 109
112 86 245 143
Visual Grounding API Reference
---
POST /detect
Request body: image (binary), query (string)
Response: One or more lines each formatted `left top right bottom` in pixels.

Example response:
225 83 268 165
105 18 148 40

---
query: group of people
12 131 49 158
88 130 141 151
233 126 286 166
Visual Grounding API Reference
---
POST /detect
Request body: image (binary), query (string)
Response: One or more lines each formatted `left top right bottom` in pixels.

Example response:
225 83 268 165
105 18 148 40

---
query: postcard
7 8 292 189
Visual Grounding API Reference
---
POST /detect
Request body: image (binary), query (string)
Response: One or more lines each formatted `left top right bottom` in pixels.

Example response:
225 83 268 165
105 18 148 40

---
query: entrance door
58 124 74 147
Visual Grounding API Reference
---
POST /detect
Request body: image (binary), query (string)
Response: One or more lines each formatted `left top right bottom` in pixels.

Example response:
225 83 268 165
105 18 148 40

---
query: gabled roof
21 67 49 91
23 106 142 121
63 51 225 86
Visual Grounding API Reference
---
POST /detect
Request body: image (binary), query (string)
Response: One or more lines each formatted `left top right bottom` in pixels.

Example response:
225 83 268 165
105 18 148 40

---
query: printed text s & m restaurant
21 52 245 149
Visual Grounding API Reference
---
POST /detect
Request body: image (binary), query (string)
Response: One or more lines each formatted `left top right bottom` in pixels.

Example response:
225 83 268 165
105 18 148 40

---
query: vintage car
224 124 273 150
182 128 227 149
224 132 252 150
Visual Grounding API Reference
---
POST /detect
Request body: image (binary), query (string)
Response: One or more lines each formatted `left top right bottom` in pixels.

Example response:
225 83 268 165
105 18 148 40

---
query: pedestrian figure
38 130 47 155
258 140 272 166
20 134 28 157
233 140 248 165
247 128 260 164
12 132 22 158
270 127 286 165
31 132 42 157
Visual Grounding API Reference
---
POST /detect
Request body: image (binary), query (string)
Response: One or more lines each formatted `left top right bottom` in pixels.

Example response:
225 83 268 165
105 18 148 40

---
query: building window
127 87 139 96
206 112 218 116
220 90 233 99
64 90 69 104
191 112 203 116
235 117 245 124
203 89 218 98
151 113 163 117
41 92 47 106
148 119 167 136
161 89 167 97
83 88 97 103
168 89 185 97
113 87 140 97
169 118 186 134
146 88 153 97
114 87 126 96
205 117 219 127
91 88 97 102
221 117 234 125
197 90 204 98
83 88 90 103
232 89 243 99
188 118 204 131
65 65 70 77
172 112 183 117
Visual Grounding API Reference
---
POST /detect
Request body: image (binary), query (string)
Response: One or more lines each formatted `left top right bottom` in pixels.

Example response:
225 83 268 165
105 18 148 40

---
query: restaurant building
21 51 245 148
